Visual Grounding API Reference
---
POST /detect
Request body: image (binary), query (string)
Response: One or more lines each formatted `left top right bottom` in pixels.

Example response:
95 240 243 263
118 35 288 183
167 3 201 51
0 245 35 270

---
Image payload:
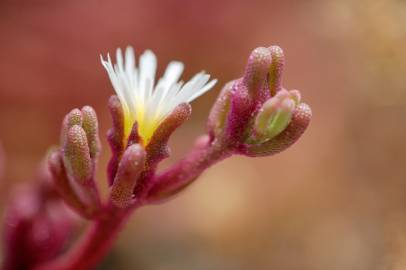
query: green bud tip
254 89 300 141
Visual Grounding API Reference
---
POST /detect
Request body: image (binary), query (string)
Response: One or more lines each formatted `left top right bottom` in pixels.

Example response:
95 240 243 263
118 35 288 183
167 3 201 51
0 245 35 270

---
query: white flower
101 46 217 144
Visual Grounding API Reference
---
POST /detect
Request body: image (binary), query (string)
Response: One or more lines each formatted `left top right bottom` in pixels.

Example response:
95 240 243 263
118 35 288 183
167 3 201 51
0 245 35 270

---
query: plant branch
33 205 134 270
146 135 233 203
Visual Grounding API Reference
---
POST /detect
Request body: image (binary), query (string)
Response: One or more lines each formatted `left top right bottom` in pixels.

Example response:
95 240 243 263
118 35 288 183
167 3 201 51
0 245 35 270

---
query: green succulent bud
60 108 83 147
63 125 92 185
81 106 101 159
268 45 285 96
110 144 146 208
253 89 299 142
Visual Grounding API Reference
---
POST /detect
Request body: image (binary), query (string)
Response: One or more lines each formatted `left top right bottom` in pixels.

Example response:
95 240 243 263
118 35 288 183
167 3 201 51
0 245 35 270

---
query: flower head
101 47 217 145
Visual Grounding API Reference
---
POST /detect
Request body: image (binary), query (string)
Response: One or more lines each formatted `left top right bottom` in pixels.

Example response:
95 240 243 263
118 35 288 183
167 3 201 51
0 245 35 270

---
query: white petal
188 79 218 102
176 72 209 102
116 48 124 71
125 46 135 75
139 50 157 104
162 61 184 87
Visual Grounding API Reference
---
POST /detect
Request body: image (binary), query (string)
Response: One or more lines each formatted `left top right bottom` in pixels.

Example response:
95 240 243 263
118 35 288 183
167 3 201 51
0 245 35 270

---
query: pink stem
34 206 134 270
147 136 232 202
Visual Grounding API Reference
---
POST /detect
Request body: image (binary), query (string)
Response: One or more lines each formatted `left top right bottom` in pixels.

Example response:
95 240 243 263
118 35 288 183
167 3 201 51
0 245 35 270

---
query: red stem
34 207 133 270
147 136 232 202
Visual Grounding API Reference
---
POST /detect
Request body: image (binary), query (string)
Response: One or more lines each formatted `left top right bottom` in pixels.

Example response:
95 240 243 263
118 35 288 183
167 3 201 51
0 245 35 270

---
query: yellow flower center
123 105 159 145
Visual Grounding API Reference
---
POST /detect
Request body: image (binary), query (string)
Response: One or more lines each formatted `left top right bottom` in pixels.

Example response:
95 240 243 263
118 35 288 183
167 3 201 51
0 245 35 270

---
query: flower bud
146 103 191 165
244 102 312 157
108 95 125 150
207 81 233 138
65 108 83 126
243 47 272 101
63 125 92 185
266 98 295 139
268 45 285 96
110 144 146 208
289 89 301 105
107 95 125 185
221 48 275 143
48 150 95 218
253 89 299 142
224 82 254 143
81 106 101 159
60 108 82 147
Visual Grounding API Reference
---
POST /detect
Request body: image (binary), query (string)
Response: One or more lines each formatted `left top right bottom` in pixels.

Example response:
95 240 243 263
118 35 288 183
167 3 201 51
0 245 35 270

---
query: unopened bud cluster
207 46 311 157
50 106 102 218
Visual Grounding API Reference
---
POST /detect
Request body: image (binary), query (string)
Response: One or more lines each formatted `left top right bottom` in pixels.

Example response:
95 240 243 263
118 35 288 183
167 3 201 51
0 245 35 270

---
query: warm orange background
1 0 405 269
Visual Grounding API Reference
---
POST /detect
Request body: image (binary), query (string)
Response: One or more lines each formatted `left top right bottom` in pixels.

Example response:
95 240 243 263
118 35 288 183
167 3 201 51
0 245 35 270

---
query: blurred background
0 0 405 269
